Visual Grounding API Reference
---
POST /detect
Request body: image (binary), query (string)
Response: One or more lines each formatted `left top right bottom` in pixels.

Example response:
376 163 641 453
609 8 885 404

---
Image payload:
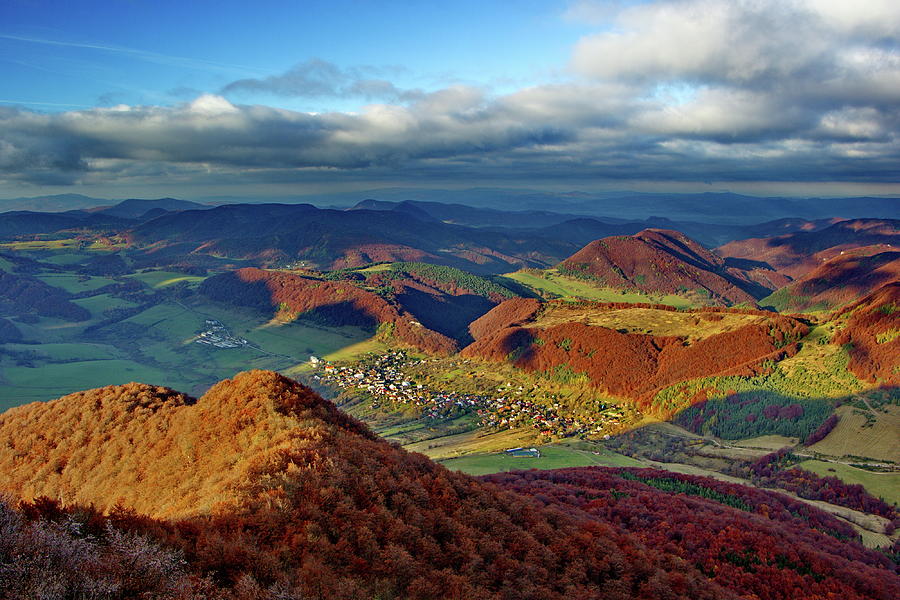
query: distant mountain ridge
718 218 900 278
95 197 209 219
127 202 576 273
762 248 900 312
0 193 109 213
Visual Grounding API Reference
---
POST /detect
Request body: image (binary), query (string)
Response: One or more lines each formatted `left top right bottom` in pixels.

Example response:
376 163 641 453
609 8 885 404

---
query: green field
0 286 388 407
440 442 643 476
0 359 176 409
74 294 140 319
1 342 119 362
34 273 118 293
500 269 694 308
797 460 900 505
0 239 85 251
39 252 95 266
126 270 207 289
0 239 122 252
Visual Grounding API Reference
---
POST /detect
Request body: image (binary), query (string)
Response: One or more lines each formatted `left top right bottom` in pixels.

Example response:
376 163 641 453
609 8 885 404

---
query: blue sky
1 0 899 200
2 0 580 111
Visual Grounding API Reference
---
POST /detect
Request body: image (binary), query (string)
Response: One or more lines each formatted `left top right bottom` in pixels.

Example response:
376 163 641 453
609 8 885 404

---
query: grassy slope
500 270 696 307
535 305 760 338
439 442 642 476
797 459 900 505
125 270 207 288
807 404 900 462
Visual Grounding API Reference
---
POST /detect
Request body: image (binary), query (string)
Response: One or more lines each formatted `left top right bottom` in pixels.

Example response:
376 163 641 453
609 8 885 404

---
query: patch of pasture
797 460 900 506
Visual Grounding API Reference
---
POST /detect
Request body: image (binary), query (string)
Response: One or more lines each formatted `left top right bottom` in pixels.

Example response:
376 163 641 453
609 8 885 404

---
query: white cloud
0 1 897 190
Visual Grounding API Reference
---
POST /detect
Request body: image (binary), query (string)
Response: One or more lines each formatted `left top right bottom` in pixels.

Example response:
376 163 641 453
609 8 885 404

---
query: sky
1 0 899 200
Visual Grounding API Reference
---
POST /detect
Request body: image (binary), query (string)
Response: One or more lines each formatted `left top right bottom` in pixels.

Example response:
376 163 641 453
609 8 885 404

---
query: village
194 319 249 349
311 350 631 438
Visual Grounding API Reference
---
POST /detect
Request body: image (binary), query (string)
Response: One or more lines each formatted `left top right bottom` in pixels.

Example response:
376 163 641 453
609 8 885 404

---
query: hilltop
0 371 895 599
557 229 787 305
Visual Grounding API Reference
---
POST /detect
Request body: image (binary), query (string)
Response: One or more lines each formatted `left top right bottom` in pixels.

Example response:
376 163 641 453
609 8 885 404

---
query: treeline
805 414 840 445
389 262 516 301
728 449 897 520
486 467 897 600
674 392 834 439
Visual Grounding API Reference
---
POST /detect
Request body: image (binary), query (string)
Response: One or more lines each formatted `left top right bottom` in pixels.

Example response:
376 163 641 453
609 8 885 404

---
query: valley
0 196 897 598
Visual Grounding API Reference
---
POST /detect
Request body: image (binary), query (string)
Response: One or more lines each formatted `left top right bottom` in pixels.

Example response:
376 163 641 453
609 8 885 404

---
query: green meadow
797 460 900 506
500 269 695 308
440 442 643 476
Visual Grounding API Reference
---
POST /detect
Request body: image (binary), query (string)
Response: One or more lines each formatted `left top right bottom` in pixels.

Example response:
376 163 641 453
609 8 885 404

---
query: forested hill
0 371 895 599
558 229 787 305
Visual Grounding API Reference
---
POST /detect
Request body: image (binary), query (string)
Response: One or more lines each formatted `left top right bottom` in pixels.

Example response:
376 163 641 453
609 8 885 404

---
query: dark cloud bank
0 0 898 193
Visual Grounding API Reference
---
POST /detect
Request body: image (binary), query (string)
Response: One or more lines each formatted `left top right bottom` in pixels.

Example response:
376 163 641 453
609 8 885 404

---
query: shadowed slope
200 267 458 355
718 219 900 278
763 249 900 312
0 269 91 321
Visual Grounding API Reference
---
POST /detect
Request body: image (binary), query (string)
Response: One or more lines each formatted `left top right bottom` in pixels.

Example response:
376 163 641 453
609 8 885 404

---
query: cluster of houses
195 319 248 349
311 350 631 438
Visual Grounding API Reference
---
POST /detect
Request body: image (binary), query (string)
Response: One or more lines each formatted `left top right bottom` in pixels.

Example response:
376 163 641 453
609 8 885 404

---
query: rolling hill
0 269 91 321
557 229 788 305
0 193 109 213
0 371 895 599
95 197 209 219
461 300 808 409
831 282 900 386
762 248 900 312
718 219 900 279
0 210 132 238
128 203 576 273
199 267 459 354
